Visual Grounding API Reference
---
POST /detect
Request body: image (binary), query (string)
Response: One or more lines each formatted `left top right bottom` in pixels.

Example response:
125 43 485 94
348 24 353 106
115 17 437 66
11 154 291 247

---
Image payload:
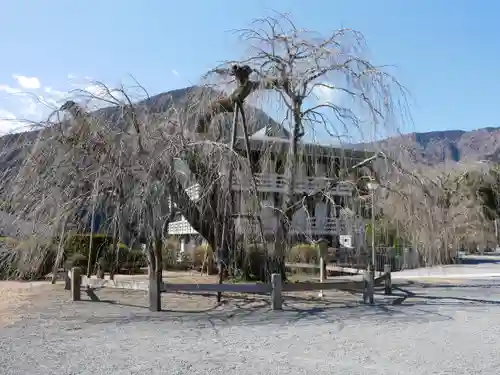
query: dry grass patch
0 281 54 326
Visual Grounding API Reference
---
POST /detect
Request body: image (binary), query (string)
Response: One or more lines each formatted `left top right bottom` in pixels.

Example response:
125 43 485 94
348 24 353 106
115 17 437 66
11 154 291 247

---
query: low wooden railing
66 264 392 311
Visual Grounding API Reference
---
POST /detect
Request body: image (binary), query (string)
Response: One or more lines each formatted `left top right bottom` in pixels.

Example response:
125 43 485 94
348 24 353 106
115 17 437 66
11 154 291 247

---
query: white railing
185 184 201 201
167 219 198 234
184 175 351 202
235 215 365 236
232 173 352 195
170 215 365 236
291 217 344 234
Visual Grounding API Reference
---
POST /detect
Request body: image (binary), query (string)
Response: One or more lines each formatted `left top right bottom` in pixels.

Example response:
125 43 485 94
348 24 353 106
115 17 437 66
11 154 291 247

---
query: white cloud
0 84 22 95
313 83 339 105
67 75 109 99
0 73 83 135
0 73 138 135
172 69 180 76
84 84 105 97
0 109 15 120
44 86 67 98
12 74 41 89
0 110 26 135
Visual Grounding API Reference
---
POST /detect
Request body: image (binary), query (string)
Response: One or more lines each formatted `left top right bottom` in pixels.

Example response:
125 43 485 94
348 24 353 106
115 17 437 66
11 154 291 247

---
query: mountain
358 127 500 165
0 85 284 176
1 84 500 178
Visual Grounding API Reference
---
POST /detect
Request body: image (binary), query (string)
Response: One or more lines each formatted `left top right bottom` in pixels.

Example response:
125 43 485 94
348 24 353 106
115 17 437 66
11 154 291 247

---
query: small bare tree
1 81 195 310
374 143 500 265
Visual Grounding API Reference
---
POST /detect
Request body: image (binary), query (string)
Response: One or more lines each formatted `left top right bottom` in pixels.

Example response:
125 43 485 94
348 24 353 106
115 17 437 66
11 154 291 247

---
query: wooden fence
66 264 392 311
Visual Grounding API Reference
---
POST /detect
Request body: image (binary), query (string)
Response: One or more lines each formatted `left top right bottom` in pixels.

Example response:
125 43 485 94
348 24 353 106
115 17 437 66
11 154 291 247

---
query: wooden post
70 267 81 301
64 269 71 290
317 238 328 298
384 264 392 295
318 257 325 298
271 273 282 310
363 265 374 304
403 247 409 268
317 238 328 280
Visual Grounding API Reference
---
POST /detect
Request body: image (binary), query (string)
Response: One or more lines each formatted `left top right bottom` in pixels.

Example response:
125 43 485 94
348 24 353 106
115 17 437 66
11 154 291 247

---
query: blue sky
0 0 498 139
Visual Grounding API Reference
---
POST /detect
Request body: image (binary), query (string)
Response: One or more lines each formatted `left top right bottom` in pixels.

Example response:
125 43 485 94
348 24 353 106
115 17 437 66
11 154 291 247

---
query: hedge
62 234 145 273
286 243 319 264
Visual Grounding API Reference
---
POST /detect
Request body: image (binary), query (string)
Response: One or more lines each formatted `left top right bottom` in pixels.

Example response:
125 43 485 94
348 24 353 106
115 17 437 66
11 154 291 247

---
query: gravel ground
1 280 500 374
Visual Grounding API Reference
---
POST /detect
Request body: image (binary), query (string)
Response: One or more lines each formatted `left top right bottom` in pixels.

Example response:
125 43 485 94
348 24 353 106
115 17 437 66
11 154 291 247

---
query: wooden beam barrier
68 268 388 310
374 273 387 284
282 280 363 293
373 264 392 296
82 277 150 291
161 282 271 294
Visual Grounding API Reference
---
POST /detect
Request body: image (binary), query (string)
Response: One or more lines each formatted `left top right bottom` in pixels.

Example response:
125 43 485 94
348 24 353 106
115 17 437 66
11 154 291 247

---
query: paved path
289 257 500 280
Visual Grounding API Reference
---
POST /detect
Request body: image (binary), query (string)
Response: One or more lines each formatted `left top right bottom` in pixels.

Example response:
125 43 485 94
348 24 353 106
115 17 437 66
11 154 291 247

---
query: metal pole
371 186 375 270
495 218 499 250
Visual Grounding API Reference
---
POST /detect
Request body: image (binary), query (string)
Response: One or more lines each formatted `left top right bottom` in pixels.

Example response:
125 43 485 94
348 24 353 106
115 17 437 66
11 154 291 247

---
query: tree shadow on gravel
401 280 500 289
80 288 272 314
73 288 453 328
11 283 500 330
391 284 500 309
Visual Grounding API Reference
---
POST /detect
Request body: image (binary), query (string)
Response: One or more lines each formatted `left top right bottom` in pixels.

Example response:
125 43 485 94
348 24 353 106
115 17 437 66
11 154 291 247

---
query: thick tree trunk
147 238 163 312
148 269 161 312
109 216 120 281
267 107 302 282
51 223 67 284
266 223 288 282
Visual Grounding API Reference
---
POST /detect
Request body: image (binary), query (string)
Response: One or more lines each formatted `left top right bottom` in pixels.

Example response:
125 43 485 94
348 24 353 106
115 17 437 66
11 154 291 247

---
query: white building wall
167 139 370 240
315 201 328 230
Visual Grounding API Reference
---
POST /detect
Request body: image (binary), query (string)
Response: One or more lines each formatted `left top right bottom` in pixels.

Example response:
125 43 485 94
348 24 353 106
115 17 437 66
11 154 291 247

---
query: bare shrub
0 238 55 280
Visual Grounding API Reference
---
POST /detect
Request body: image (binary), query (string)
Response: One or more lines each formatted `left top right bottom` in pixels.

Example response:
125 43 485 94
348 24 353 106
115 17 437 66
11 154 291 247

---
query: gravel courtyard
1 280 500 375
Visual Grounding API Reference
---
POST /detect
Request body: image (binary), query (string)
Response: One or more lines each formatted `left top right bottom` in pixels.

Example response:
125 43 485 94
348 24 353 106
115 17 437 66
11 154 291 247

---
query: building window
305 197 316 217
250 151 261 173
275 155 285 174
232 191 240 213
273 192 281 207
333 157 341 178
305 154 315 177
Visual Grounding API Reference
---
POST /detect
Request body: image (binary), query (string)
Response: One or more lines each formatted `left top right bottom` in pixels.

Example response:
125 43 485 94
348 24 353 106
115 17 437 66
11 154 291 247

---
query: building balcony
168 215 365 237
185 184 201 201
167 219 198 235
235 216 365 236
179 173 352 204
232 173 352 195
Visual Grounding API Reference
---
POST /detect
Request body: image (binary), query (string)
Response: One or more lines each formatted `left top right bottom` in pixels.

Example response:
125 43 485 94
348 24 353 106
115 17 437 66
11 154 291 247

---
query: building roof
251 124 291 139
236 135 374 159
